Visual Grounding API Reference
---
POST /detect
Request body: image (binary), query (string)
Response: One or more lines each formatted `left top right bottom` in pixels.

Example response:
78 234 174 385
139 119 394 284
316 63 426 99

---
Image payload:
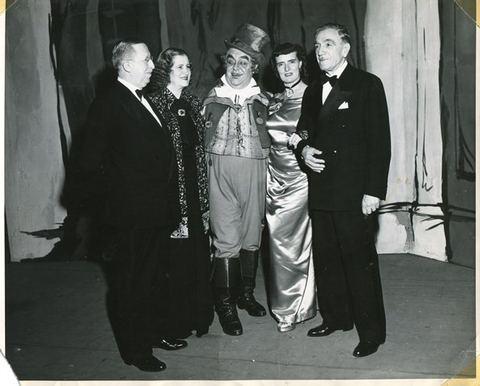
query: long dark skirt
163 148 214 338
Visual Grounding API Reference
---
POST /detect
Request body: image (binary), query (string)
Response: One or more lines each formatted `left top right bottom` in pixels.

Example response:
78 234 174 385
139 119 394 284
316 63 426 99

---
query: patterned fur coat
149 87 209 238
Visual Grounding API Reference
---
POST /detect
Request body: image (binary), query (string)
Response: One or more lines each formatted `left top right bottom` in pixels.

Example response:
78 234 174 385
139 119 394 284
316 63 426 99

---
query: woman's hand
287 133 302 149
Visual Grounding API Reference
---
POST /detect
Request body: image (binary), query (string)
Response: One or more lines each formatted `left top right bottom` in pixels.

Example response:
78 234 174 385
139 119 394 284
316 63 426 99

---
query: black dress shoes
307 323 352 337
154 338 188 351
125 355 166 372
353 341 380 357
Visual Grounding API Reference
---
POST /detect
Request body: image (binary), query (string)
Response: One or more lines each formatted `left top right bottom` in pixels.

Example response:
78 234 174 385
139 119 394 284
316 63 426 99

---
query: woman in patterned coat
149 48 213 338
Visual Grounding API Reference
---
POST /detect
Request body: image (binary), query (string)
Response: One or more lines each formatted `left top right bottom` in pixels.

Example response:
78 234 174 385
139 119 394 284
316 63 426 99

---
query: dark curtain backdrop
46 0 368 260
50 0 368 138
158 0 367 95
41 0 475 265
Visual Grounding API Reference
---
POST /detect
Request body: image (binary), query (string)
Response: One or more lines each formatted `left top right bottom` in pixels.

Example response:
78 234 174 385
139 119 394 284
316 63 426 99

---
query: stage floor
4 253 476 384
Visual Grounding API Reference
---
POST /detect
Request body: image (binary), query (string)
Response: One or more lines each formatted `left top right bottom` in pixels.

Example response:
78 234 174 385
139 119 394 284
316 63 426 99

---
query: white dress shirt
322 59 348 104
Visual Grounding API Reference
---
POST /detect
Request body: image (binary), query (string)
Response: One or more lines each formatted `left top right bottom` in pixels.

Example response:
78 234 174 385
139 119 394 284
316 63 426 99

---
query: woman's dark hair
150 47 191 91
269 42 308 82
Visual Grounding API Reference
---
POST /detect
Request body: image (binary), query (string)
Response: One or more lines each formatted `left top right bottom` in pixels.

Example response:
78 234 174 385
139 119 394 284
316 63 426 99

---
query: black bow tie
135 89 144 99
321 74 338 86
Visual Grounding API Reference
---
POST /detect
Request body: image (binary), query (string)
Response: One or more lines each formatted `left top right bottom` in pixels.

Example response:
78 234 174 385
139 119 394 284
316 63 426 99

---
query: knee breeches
207 154 267 258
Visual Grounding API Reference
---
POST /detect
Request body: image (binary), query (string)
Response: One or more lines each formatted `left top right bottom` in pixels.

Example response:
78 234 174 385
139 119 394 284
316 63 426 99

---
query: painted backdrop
5 0 476 267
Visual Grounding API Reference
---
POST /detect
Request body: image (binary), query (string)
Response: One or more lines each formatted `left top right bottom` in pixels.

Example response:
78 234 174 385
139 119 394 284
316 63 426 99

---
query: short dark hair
150 47 191 91
111 38 146 70
269 42 308 81
315 23 351 45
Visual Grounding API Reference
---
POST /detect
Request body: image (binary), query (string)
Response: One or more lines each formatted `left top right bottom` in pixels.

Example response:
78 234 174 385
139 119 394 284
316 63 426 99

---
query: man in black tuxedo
80 39 186 372
292 23 391 357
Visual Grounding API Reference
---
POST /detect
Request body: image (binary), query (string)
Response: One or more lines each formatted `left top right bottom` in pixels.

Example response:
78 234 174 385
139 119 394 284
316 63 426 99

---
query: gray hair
111 38 146 70
315 23 351 45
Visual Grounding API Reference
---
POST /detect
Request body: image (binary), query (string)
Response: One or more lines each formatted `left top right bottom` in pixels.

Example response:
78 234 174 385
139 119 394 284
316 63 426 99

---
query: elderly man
203 24 271 336
80 39 187 372
292 23 391 357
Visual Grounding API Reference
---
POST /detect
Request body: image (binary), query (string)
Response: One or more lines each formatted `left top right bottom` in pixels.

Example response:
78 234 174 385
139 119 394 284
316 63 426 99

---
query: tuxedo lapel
319 65 355 122
144 95 169 133
116 82 151 123
320 84 352 120
122 94 147 122
116 82 170 137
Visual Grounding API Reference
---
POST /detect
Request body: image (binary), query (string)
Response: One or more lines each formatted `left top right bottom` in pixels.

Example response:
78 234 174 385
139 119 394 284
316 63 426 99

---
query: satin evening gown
266 90 317 326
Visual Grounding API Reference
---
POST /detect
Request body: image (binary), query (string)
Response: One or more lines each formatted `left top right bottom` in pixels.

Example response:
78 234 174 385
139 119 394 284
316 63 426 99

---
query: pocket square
338 101 349 109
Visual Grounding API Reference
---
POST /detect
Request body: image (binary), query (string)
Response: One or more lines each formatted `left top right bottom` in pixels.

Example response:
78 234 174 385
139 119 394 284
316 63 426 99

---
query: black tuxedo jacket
80 81 181 229
297 64 391 211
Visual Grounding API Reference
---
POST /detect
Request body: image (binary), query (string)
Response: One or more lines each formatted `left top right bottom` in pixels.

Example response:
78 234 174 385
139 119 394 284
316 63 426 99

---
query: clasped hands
286 135 324 173
288 134 325 174
300 145 325 174
291 138 381 217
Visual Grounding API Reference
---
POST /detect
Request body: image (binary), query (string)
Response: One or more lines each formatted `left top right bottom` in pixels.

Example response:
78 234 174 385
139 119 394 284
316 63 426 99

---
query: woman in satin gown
148 48 214 338
266 43 317 332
